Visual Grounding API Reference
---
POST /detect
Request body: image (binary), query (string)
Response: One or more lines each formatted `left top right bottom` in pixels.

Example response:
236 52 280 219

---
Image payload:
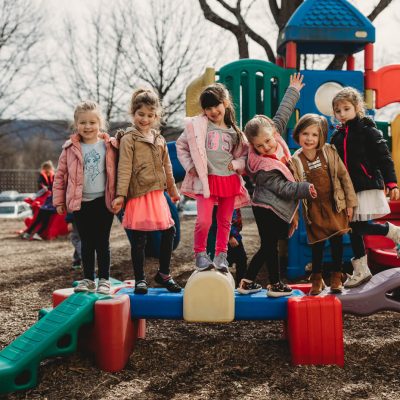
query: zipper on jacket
360 162 372 178
343 125 348 169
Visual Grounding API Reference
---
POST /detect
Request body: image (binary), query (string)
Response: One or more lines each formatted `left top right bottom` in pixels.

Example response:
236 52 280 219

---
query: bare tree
198 0 393 69
0 0 45 128
51 0 131 124
120 0 223 126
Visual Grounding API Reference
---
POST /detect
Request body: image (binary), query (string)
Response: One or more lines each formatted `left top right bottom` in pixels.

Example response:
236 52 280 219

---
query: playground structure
2 0 400 395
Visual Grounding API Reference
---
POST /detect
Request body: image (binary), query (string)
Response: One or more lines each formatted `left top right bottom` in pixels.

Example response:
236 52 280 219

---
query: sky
22 0 400 121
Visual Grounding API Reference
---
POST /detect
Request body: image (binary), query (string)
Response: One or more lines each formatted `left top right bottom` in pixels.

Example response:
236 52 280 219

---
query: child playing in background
176 82 250 273
290 114 357 295
331 87 400 288
65 212 82 270
53 100 117 294
238 73 317 297
21 160 56 240
112 89 181 295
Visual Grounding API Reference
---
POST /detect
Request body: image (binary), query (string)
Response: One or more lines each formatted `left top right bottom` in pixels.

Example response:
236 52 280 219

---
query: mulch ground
0 214 400 400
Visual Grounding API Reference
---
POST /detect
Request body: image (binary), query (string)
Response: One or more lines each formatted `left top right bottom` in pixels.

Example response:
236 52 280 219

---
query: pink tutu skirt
208 174 241 197
123 190 174 231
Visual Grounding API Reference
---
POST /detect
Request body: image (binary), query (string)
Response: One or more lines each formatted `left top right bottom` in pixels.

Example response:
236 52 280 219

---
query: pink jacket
53 132 118 212
176 115 250 208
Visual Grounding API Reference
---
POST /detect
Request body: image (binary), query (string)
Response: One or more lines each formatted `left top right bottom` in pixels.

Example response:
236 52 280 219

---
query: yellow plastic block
392 114 400 185
185 68 216 117
183 270 235 323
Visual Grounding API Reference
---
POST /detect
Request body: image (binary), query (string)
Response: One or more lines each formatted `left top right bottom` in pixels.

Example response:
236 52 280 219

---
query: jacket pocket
134 163 156 187
360 163 372 179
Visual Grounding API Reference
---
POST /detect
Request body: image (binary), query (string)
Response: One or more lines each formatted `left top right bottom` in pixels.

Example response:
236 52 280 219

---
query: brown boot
309 273 325 296
330 271 343 293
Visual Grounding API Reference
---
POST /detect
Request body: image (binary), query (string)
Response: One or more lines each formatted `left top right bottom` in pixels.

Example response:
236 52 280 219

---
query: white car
0 201 33 219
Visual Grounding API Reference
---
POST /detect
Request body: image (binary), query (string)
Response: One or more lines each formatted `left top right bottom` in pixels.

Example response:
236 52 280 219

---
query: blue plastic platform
117 288 305 321
235 289 304 320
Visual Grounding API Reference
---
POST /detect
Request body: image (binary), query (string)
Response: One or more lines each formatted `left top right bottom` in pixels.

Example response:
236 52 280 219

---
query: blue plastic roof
277 0 375 56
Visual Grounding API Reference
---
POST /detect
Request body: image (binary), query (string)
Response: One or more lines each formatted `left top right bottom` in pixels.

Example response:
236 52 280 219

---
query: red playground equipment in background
23 190 68 240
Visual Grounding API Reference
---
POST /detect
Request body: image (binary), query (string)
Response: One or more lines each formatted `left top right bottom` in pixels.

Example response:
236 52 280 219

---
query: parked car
0 201 32 219
0 190 19 203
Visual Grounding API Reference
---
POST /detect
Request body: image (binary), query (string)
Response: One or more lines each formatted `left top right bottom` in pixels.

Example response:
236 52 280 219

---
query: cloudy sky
20 0 400 120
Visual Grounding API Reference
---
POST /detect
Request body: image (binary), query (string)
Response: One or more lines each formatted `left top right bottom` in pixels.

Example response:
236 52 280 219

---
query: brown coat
289 144 358 224
116 126 178 200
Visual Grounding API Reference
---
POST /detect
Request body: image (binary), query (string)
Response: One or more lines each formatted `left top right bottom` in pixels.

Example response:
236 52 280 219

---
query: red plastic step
287 296 344 367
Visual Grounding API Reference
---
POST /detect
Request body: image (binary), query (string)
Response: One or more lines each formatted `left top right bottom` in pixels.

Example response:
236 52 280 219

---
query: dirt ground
1 211 400 400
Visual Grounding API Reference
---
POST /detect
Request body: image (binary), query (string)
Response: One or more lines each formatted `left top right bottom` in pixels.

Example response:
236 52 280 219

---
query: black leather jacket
330 116 397 193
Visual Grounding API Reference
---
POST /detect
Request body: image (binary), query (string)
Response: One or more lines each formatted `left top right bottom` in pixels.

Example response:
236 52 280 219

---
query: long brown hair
199 83 246 148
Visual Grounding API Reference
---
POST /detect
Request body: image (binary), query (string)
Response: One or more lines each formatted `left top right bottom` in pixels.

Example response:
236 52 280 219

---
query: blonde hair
73 100 106 131
41 160 54 171
200 83 245 147
292 113 328 150
129 88 162 119
332 87 366 119
244 114 276 143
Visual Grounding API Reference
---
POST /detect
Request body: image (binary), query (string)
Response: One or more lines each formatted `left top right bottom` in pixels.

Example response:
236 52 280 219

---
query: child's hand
289 72 305 92
56 205 65 215
67 223 73 232
227 162 234 171
112 196 124 214
171 194 180 203
309 184 317 199
347 207 353 222
229 236 239 248
188 167 198 177
389 187 400 201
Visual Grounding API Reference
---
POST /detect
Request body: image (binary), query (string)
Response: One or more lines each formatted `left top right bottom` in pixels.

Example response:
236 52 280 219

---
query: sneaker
267 282 293 298
195 252 214 271
31 233 43 241
134 280 148 295
71 260 82 270
213 252 229 273
74 279 96 293
20 232 31 240
237 279 262 294
154 272 182 293
97 279 111 295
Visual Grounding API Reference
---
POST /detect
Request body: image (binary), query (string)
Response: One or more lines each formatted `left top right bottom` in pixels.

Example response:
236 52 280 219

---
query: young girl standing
53 101 117 294
290 114 358 295
331 87 400 288
176 83 250 273
112 89 181 295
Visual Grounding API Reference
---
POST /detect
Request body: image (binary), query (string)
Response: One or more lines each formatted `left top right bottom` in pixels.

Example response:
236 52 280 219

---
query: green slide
0 292 109 394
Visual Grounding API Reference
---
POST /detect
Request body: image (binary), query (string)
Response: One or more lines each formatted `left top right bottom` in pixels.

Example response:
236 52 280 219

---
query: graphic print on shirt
206 130 232 153
84 148 101 182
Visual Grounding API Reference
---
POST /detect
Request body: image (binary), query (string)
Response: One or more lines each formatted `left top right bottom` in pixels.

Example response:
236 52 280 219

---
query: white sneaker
31 233 43 241
97 279 111 295
74 279 96 293
344 256 372 288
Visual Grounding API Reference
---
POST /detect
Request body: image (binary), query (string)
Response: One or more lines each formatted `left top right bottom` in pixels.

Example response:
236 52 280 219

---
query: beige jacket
289 144 358 224
116 126 178 200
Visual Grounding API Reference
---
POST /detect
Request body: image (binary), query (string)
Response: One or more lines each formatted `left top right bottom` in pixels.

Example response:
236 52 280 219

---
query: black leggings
73 197 114 281
227 241 247 287
350 221 389 259
311 235 343 273
245 207 289 284
128 226 176 281
26 209 54 235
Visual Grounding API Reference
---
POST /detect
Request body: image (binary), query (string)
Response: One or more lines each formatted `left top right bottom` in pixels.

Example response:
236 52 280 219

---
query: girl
53 100 117 295
290 114 358 295
331 87 400 288
112 89 181 295
176 83 250 273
